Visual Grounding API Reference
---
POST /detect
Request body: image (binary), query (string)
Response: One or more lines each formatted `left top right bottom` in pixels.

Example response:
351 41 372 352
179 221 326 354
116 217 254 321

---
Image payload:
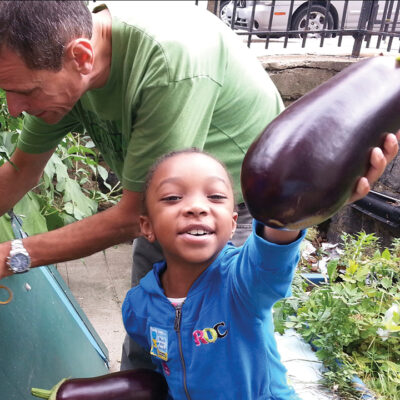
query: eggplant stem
31 378 68 400
31 388 52 399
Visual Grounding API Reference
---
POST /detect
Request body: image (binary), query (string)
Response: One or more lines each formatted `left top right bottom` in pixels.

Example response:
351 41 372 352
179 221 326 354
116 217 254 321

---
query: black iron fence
202 0 400 57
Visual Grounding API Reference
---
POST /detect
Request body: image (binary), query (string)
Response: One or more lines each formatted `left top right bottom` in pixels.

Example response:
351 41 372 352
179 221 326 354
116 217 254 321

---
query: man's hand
0 241 13 280
349 131 400 204
0 243 12 280
0 269 13 280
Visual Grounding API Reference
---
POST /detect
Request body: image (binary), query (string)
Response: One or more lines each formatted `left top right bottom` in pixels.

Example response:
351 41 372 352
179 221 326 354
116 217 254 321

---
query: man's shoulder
109 4 232 58
109 4 217 36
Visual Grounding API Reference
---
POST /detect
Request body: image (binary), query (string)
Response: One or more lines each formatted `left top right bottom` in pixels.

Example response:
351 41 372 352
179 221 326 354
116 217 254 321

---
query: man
0 1 397 372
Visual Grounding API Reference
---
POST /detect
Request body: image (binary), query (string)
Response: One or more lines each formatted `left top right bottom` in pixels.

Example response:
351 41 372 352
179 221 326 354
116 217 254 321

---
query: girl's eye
208 194 227 201
161 195 181 202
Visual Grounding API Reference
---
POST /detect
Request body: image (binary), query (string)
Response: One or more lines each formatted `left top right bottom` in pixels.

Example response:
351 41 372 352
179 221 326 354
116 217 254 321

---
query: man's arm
0 147 55 215
0 188 142 279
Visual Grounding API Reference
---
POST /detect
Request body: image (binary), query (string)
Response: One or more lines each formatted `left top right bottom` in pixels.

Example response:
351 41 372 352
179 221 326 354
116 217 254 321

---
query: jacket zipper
174 304 191 400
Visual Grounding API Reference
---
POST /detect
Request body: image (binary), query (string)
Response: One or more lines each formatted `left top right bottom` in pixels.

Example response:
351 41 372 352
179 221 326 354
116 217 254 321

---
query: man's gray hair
0 1 93 71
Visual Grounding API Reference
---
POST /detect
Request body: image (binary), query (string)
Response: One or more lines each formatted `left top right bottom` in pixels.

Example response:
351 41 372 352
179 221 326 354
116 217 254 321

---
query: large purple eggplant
31 369 168 400
241 55 400 230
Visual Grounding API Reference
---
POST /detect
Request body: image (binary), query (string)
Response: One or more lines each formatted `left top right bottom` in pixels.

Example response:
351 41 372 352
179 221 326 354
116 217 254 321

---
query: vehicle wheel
291 5 334 38
219 1 231 26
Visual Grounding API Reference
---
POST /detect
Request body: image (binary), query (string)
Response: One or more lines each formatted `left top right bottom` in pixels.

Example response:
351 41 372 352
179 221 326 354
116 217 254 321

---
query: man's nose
6 92 27 117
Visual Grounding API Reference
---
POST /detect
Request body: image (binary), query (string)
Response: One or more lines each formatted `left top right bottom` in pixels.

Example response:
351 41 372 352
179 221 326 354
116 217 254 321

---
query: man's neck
88 8 112 90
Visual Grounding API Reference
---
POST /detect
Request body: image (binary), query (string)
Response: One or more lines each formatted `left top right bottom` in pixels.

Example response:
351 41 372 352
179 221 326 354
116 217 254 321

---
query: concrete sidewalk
57 242 133 372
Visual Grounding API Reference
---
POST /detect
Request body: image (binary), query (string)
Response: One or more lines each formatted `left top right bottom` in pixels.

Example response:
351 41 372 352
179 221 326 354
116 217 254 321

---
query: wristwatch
7 239 31 274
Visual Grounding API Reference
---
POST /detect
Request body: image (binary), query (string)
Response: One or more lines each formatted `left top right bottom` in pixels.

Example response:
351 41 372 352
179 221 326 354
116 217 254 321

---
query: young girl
122 148 306 400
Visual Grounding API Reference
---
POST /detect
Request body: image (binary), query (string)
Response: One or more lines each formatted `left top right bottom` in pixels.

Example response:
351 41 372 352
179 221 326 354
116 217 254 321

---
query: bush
275 232 400 399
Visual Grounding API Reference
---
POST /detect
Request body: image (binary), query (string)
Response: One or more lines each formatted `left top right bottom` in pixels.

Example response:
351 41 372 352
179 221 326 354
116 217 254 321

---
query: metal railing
206 0 400 57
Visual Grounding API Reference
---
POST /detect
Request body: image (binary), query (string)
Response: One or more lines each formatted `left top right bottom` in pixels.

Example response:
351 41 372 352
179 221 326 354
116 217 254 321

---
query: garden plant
274 232 400 400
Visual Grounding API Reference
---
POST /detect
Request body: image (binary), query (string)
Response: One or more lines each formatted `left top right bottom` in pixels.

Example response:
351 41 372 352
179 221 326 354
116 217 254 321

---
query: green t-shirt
18 4 283 202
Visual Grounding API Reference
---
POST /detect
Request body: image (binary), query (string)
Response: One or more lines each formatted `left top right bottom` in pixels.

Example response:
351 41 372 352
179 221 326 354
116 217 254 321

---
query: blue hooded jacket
122 221 305 399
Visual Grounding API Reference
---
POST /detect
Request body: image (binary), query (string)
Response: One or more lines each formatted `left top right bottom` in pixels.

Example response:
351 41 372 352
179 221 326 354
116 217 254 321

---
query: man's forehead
0 48 36 91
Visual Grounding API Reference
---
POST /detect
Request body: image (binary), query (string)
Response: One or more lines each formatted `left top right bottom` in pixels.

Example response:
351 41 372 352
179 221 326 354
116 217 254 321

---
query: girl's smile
140 152 238 272
178 224 215 242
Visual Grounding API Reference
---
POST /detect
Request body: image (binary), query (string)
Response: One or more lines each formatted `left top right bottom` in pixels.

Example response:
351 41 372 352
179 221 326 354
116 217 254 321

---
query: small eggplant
241 55 400 230
31 369 168 400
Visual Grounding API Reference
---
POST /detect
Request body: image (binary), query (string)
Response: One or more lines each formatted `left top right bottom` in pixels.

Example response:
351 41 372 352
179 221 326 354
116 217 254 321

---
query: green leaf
44 152 69 185
327 259 338 282
373 249 381 259
63 202 74 215
62 179 97 220
97 164 109 182
381 277 392 290
354 264 370 282
67 145 96 157
316 348 331 361
60 213 77 226
85 140 95 148
347 260 359 275
382 248 391 260
44 212 67 231
0 214 14 242
14 192 48 235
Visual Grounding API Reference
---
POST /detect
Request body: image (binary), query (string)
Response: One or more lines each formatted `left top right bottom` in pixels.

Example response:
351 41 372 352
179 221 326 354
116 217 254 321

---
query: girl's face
141 153 238 269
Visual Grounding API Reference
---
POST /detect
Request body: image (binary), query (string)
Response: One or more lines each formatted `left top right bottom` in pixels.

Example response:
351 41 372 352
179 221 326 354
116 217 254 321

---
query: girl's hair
142 148 234 214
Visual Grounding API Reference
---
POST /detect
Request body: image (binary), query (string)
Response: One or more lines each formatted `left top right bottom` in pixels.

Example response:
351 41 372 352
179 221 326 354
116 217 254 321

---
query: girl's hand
349 131 399 204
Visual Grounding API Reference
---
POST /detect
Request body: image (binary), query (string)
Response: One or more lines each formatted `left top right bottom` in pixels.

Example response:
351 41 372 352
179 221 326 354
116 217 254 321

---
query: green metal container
0 215 109 399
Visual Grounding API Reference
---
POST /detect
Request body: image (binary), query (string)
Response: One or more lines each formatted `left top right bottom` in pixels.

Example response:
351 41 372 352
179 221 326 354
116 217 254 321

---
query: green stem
31 388 52 399
31 378 68 400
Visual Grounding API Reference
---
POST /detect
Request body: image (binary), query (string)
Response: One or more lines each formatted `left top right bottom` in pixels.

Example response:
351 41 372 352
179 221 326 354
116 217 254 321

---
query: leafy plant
275 232 400 399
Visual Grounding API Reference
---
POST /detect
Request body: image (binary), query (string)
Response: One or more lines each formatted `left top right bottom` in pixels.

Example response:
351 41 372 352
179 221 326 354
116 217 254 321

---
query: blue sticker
150 326 168 361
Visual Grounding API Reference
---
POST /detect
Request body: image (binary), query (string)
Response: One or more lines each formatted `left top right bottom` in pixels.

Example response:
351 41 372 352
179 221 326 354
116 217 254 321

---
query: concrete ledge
259 54 360 104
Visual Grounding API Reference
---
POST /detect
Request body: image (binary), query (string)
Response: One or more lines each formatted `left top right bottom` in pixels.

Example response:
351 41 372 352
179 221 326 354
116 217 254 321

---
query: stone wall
260 54 356 105
258 54 400 247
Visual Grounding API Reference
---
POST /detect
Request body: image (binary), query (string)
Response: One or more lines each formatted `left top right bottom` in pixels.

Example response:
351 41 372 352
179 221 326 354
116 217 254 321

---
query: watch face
10 253 30 273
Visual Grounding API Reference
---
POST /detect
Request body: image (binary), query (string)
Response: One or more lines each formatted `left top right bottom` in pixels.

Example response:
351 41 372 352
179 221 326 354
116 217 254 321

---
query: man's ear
65 39 94 75
140 215 156 243
230 212 238 239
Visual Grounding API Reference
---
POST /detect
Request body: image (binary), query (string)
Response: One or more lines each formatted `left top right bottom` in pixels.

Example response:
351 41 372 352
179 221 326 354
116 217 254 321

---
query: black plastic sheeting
352 190 400 231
